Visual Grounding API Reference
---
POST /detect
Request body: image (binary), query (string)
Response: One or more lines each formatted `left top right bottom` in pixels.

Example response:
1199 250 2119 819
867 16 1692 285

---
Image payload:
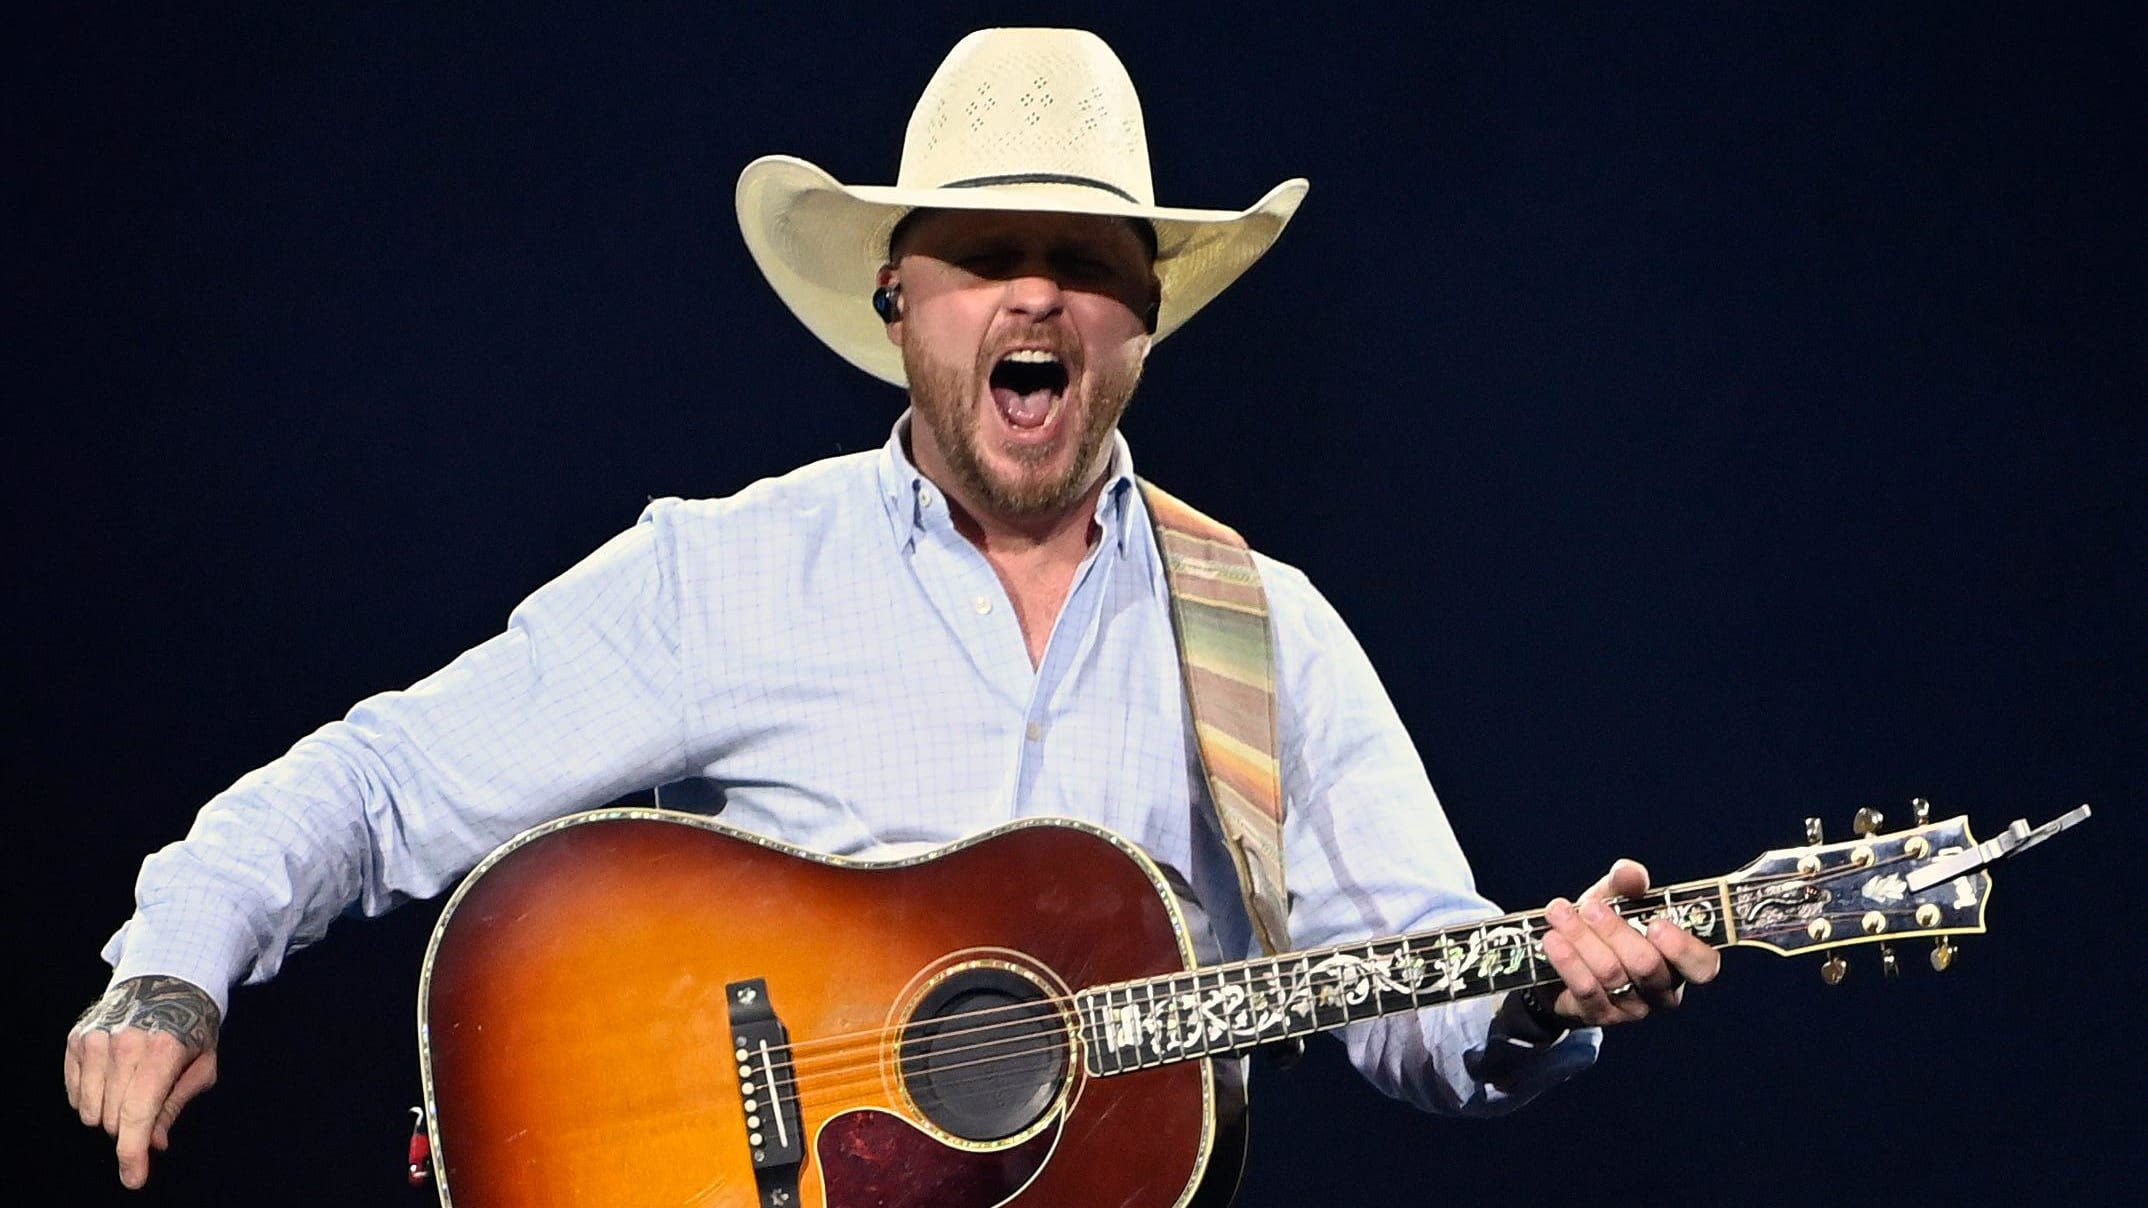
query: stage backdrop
17 4 2140 1207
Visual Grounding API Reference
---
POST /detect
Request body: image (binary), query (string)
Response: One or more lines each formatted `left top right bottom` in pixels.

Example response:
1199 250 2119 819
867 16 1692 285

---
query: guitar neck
1075 879 1732 1076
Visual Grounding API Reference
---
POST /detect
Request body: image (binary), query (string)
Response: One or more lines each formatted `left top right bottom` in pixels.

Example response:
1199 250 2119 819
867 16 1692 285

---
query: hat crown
897 28 1156 206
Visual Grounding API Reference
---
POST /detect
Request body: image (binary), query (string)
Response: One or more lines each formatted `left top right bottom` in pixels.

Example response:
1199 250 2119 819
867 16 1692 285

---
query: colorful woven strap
1139 479 1290 955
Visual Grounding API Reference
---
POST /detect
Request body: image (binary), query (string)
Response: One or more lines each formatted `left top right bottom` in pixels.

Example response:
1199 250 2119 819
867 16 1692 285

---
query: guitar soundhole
899 966 1069 1143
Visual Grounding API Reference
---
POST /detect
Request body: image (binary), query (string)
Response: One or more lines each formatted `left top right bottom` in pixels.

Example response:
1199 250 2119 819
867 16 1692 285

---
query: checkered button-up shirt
107 416 1595 1114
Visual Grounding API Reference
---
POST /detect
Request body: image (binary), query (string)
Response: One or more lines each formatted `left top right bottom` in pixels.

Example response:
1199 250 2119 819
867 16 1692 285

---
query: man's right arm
66 502 695 1188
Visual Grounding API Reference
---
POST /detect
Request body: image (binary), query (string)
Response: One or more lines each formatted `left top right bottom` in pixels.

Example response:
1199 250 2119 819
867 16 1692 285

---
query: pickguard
816 1109 1060 1208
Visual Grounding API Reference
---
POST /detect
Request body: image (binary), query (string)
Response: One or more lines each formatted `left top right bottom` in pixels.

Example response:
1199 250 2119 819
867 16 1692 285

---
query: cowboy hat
735 28 1309 385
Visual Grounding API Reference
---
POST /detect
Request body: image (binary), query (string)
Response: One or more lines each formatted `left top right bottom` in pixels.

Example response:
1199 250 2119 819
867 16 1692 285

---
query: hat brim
736 155 1309 385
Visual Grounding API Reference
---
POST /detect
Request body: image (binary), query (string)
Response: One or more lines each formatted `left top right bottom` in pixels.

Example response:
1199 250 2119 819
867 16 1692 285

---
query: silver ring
1606 982 1636 999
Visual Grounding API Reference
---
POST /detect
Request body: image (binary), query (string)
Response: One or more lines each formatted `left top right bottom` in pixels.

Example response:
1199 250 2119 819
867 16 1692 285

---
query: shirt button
972 595 993 614
1025 722 1045 742
918 487 936 508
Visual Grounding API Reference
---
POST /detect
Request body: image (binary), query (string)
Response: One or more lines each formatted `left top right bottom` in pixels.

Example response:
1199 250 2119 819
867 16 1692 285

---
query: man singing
67 28 1718 1198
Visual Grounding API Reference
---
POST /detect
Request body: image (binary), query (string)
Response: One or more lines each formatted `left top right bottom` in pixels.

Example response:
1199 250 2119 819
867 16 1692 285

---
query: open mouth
988 350 1070 431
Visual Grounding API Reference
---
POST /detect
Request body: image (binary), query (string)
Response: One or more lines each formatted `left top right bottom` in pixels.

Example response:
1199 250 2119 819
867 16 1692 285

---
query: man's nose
999 271 1066 319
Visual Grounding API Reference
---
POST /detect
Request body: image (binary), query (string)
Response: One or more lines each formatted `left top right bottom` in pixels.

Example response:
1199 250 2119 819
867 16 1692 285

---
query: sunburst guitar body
420 810 1234 1208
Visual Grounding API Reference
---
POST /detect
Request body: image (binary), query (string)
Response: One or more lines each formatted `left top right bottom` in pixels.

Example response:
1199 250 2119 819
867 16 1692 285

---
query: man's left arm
1260 555 1716 1115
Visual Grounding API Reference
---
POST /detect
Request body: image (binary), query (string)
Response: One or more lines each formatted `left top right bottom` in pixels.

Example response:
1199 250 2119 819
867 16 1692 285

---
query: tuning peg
1881 943 1900 977
1821 954 1848 985
1854 806 1884 836
1912 796 1931 825
1930 938 1956 972
1804 817 1824 844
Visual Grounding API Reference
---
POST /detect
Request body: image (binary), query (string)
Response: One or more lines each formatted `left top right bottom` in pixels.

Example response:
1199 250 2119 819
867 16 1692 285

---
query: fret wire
1076 991 1098 1076
1521 911 1541 992
1220 966 1238 1055
1246 959 1266 1044
1392 935 1415 1017
1203 967 1226 1060
1091 983 1105 1068
1224 962 1240 1050
1259 957 1283 1043
1387 936 1411 1007
1533 910 1555 986
1106 984 1125 1072
1098 989 1119 1075
1091 985 1106 1074
1187 969 1208 1061
1190 970 1209 1062
1219 966 1237 1056
1287 954 1313 1039
1139 976 1159 1068
1443 927 1462 1003
1099 988 1116 1070
1349 938 1370 1023
1264 961 1283 1043
1151 978 1166 1069
1134 984 1151 1066
1139 979 1155 1065
1188 973 1201 1060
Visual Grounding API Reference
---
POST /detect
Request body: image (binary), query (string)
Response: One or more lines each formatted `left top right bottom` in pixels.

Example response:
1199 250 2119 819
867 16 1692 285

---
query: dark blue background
18 3 2140 1205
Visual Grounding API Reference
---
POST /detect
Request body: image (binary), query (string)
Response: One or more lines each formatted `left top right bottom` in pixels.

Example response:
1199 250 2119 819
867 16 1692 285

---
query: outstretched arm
70 502 694 1188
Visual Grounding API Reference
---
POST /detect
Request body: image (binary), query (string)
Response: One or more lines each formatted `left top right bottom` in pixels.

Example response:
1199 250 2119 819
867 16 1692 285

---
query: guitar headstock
1722 800 1989 979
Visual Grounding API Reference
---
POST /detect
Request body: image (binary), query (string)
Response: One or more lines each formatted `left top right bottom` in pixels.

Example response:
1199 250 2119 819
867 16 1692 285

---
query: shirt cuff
101 908 259 1021
1473 1018 1602 1101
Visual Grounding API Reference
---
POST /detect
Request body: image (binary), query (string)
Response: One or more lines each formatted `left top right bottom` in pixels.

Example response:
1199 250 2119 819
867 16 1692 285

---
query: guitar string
778 889 1687 1068
762 857 1924 1098
738 851 1949 1103
768 849 1929 1077
748 943 1572 1109
761 904 1946 1109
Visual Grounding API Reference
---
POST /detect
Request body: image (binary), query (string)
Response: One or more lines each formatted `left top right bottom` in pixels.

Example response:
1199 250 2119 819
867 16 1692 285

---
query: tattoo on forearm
76 975 221 1051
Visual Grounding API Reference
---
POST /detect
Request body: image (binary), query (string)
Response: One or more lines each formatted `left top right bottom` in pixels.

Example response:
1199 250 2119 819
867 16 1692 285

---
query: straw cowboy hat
735 28 1309 385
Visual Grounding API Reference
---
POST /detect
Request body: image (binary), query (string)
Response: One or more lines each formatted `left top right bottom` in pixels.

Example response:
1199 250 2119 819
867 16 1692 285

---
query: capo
1903 805 2092 893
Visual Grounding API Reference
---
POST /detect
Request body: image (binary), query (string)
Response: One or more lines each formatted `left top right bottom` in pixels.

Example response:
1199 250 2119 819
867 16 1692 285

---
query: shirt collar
875 410 1142 555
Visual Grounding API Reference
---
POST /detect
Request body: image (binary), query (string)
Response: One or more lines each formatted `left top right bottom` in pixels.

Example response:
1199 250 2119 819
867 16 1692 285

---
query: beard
902 328 1143 520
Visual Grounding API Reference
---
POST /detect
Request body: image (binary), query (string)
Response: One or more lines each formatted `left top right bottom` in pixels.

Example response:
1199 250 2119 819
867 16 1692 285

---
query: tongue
992 384 1055 430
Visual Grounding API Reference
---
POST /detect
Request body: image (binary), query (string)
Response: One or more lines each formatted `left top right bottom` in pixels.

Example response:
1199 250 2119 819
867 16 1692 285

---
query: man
66 28 1719 1195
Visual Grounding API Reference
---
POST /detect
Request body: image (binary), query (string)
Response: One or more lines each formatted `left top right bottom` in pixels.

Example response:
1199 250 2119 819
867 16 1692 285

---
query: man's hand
65 975 222 1189
1539 858 1721 1027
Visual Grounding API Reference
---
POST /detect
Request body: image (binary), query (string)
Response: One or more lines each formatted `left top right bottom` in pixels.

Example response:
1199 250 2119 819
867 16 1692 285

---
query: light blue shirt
107 416 1594 1114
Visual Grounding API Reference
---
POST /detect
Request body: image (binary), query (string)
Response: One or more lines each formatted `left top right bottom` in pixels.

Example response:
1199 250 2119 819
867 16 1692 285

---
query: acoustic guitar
417 802 2084 1207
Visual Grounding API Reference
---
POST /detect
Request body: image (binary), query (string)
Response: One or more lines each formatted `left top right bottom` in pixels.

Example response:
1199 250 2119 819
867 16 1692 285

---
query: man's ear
1143 274 1162 334
875 263 903 343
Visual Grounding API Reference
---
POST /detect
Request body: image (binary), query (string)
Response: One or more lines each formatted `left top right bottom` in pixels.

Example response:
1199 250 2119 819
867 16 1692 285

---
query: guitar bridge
727 978 805 1207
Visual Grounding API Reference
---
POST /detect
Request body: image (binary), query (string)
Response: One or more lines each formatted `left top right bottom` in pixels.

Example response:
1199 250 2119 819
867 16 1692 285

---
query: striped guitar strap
1139 479 1291 956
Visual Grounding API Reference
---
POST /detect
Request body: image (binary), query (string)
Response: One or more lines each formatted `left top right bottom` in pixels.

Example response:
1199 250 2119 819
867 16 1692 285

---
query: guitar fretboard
1075 882 1729 1076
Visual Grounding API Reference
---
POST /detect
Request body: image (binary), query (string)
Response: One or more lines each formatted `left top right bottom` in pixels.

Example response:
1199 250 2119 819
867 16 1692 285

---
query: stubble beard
903 337 1142 521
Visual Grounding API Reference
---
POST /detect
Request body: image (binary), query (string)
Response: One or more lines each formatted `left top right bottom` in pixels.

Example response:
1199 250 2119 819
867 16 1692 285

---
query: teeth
1002 350 1060 364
